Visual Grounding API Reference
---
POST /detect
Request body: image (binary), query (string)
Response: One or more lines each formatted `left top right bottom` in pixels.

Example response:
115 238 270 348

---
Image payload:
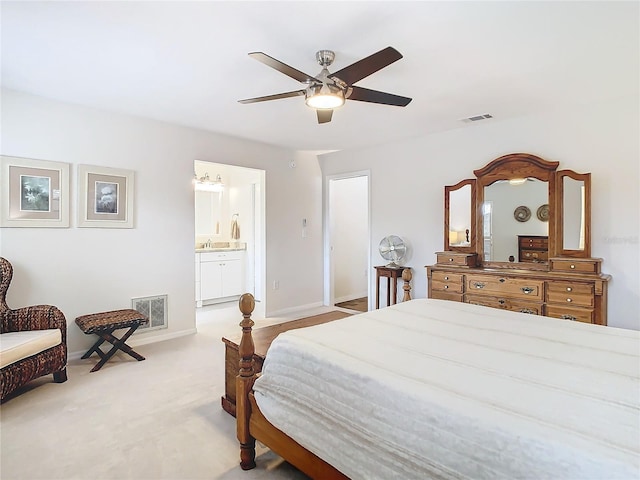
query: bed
235 294 640 479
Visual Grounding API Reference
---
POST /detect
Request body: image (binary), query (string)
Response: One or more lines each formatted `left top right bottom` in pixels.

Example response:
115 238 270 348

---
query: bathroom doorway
324 172 370 312
194 161 266 318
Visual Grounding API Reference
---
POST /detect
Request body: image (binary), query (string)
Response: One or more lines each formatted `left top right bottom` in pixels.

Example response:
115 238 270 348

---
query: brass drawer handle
498 299 506 305
449 258 454 262
566 298 572 303
472 282 485 289
566 287 572 292
444 285 449 289
561 314 577 321
520 308 536 314
499 278 506 283
444 276 449 280
570 264 576 269
521 287 535 294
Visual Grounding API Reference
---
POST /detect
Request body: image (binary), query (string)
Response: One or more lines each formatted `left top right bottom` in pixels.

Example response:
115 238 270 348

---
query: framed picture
0 155 70 228
78 164 134 228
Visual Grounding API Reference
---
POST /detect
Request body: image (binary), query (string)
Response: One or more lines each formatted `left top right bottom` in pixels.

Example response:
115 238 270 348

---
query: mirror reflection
195 190 222 237
449 184 472 246
483 178 548 262
563 177 585 251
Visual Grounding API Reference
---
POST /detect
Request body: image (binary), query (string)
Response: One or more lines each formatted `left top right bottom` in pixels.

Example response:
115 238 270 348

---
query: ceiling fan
238 46 412 124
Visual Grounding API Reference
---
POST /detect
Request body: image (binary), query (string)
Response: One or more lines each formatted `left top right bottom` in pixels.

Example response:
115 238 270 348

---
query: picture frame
78 164 134 228
0 155 70 228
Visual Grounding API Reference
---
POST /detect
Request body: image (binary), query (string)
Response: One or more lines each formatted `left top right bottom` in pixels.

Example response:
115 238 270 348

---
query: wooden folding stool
75 309 149 372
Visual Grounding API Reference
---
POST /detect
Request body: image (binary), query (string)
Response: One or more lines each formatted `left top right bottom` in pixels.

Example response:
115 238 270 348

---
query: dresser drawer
432 280 463 294
432 271 464 284
466 274 544 301
550 258 600 274
546 292 594 308
436 252 477 267
520 249 548 262
431 291 463 302
546 305 594 323
547 282 594 295
519 237 548 248
465 294 542 315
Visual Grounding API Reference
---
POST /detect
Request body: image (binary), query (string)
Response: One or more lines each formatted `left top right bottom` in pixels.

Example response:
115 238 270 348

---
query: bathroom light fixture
194 173 224 192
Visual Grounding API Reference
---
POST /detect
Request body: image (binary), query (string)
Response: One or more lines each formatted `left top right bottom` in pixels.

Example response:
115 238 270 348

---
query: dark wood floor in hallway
334 297 368 312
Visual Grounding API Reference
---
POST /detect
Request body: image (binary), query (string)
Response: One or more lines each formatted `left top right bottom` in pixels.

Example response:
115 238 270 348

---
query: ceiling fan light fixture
305 83 345 109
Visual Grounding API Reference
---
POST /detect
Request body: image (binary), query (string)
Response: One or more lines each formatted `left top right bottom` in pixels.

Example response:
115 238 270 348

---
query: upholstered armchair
0 257 68 401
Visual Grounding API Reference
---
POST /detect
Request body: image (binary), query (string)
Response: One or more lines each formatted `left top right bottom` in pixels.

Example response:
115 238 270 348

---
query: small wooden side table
375 265 411 309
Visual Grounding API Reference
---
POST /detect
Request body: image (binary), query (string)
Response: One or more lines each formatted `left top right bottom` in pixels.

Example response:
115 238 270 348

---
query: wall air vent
461 113 493 123
132 294 168 332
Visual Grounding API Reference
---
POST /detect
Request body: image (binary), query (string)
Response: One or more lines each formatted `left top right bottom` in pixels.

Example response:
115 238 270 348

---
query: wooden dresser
427 253 610 325
432 153 611 326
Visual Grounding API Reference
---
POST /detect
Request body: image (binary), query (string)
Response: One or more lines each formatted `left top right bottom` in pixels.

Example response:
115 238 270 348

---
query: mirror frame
556 169 591 258
444 179 476 253
474 153 559 268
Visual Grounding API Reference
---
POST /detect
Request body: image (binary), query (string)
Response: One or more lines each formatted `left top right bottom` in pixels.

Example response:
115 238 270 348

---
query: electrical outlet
273 280 279 290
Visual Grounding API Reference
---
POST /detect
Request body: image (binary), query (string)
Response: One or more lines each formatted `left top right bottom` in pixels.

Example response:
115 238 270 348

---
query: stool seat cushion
75 309 148 334
0 329 62 369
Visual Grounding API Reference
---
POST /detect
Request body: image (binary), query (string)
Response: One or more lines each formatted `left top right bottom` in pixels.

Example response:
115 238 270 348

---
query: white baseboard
267 301 325 318
68 328 198 361
334 292 368 304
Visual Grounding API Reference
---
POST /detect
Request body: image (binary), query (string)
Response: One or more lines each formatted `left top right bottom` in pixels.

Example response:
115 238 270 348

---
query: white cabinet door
221 259 243 297
200 261 223 300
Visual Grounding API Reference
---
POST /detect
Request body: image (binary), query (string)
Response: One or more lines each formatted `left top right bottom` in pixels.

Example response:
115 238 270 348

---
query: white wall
0 89 324 355
320 97 639 330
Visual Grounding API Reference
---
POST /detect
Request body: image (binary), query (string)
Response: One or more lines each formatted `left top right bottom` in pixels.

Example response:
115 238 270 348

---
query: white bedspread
253 299 640 480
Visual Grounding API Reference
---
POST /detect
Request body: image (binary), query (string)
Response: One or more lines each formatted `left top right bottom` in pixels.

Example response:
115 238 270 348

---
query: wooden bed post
237 293 257 470
402 268 412 302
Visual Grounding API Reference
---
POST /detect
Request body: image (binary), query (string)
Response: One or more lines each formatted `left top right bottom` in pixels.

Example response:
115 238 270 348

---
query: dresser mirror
444 179 476 253
443 153 594 268
482 178 549 262
474 153 558 267
442 153 593 268
557 170 591 257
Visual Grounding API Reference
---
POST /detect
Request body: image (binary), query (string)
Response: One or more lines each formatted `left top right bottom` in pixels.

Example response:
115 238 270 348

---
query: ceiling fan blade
248 52 316 84
238 90 305 104
331 47 403 85
347 86 412 107
317 109 333 124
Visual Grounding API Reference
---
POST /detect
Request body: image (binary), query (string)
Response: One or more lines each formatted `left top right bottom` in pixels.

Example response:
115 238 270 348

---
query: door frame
323 170 371 309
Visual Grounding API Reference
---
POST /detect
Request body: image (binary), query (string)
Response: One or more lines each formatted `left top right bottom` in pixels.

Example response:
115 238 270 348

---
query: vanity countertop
196 247 246 253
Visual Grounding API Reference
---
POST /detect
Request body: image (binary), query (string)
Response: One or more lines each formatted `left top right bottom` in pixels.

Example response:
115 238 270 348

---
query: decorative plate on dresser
427 153 610 325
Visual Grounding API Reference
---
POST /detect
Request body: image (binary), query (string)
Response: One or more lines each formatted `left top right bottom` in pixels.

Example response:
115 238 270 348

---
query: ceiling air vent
461 113 493 123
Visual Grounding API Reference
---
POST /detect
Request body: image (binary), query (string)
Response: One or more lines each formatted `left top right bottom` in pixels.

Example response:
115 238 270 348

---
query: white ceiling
1 1 638 152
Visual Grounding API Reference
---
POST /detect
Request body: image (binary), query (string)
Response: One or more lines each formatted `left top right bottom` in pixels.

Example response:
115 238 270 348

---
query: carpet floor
334 297 368 312
0 302 342 480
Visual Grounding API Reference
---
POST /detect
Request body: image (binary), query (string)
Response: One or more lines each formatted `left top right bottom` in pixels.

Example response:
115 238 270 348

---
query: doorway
324 172 370 312
194 161 266 319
